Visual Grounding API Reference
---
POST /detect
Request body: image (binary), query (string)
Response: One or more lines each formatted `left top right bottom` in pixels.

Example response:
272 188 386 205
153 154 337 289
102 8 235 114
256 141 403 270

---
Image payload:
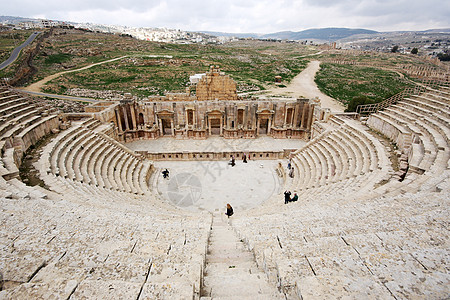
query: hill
201 28 378 41
263 28 378 41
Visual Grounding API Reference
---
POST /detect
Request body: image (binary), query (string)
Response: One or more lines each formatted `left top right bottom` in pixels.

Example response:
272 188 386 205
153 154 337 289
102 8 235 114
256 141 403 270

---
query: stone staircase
201 213 284 299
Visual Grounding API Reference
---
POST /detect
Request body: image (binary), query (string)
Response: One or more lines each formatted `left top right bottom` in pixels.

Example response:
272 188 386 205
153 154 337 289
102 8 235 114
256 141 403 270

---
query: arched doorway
138 113 144 127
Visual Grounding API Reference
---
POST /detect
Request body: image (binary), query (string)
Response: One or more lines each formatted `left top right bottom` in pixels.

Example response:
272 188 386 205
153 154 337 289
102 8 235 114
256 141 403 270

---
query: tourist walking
243 153 247 163
225 203 234 218
229 155 235 167
287 159 291 170
289 166 294 178
162 169 169 179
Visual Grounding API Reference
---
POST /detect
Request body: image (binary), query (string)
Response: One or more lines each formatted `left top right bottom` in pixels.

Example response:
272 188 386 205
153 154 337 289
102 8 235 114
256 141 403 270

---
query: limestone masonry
0 63 448 299
108 67 321 143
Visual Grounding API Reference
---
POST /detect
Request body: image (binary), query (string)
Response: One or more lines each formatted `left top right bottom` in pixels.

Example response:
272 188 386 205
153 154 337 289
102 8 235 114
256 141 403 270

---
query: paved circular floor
154 159 285 213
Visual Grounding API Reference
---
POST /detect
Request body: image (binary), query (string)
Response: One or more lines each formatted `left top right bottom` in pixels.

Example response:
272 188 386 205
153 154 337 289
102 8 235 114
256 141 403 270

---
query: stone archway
161 118 172 135
207 110 224 136
259 118 269 134
156 109 175 136
256 109 274 136
138 113 144 127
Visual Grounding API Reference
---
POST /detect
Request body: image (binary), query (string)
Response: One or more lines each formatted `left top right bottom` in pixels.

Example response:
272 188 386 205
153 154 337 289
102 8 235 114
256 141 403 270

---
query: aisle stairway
201 213 284 299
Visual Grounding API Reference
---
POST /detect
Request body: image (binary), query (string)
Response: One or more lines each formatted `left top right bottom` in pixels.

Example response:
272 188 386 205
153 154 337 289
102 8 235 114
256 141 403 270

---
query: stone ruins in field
0 62 448 299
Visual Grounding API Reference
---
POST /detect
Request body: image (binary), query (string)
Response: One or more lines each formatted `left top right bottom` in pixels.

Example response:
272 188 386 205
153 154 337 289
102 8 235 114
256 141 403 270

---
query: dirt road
264 60 345 112
23 56 128 93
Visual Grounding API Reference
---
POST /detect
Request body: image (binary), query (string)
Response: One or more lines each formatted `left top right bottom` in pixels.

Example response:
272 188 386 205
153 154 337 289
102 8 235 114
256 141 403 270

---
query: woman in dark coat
284 190 291 204
226 203 234 218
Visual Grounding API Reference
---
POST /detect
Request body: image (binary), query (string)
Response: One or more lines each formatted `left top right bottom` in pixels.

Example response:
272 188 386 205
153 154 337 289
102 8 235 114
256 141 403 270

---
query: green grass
315 63 414 106
38 32 313 96
44 53 73 65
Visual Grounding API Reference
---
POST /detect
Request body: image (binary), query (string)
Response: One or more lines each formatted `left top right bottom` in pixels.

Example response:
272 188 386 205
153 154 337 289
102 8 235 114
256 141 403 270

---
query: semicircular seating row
286 114 392 201
39 118 153 196
0 84 212 299
230 84 450 299
368 85 450 179
0 85 59 181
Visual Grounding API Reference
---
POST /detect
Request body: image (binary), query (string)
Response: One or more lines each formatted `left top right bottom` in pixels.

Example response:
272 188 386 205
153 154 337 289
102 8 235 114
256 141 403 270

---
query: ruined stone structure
112 67 318 142
1 67 448 299
322 49 449 81
195 66 238 101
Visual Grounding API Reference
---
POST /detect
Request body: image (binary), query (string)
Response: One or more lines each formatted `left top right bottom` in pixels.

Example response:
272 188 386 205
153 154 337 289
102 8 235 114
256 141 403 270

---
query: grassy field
0 28 442 106
35 29 314 96
315 63 414 106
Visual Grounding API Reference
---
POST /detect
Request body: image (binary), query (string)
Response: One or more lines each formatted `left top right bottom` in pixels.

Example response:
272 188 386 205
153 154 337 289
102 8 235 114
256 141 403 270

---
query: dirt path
264 60 345 112
23 56 128 92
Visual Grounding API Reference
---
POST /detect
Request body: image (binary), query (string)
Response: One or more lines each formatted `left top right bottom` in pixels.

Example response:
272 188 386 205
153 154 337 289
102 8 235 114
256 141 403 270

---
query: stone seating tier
0 174 210 299
288 115 389 194
231 168 449 299
0 88 59 180
0 83 448 299
40 118 152 195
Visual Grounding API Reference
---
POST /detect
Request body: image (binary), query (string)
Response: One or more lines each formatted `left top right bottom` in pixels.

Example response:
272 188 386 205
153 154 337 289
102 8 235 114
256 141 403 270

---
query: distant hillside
199 31 260 39
201 28 378 41
0 16 37 24
263 28 378 41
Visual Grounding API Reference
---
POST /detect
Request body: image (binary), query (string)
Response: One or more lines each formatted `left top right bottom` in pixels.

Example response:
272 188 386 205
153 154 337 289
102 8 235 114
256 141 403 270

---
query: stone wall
140 150 286 161
114 98 318 142
195 66 238 101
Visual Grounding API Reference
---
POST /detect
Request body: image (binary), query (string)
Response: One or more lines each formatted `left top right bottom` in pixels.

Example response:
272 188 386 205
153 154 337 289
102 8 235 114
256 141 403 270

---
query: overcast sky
3 0 450 33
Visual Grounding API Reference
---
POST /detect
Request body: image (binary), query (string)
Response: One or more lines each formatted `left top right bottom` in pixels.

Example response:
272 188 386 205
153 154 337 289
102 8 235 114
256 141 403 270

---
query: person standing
284 190 291 204
289 166 294 178
226 203 234 218
243 153 247 163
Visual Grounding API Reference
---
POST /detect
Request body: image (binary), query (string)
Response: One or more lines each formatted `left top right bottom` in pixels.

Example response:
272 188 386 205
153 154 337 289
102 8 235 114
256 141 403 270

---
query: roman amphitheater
0 58 449 299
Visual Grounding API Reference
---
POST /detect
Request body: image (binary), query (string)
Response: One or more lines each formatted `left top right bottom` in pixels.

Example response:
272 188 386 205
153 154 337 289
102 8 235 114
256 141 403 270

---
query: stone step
201 295 281 300
201 214 282 299
204 274 277 297
204 261 258 274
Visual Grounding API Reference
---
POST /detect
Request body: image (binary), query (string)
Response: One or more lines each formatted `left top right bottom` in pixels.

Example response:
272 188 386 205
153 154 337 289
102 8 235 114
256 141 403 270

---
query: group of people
162 168 170 179
284 190 298 204
229 153 248 167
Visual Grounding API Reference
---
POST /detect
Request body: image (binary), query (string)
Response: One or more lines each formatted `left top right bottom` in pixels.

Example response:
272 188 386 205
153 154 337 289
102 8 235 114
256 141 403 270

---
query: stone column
158 119 163 136
171 119 175 136
293 104 299 128
220 116 223 135
244 106 249 129
123 106 130 130
130 105 137 130
268 117 272 134
307 104 314 130
256 117 260 135
208 117 211 135
115 108 123 132
301 105 307 129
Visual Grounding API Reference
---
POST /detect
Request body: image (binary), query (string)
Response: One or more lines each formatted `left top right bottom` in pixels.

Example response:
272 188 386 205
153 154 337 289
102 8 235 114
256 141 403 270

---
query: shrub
345 96 375 112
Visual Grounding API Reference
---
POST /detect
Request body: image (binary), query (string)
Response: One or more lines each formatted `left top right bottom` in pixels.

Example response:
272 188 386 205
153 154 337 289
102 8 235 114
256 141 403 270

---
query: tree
345 96 375 112
411 47 418 54
391 45 399 53
437 52 450 61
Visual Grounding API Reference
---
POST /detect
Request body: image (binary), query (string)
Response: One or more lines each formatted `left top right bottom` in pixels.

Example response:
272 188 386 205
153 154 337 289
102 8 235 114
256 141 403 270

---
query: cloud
2 0 450 33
